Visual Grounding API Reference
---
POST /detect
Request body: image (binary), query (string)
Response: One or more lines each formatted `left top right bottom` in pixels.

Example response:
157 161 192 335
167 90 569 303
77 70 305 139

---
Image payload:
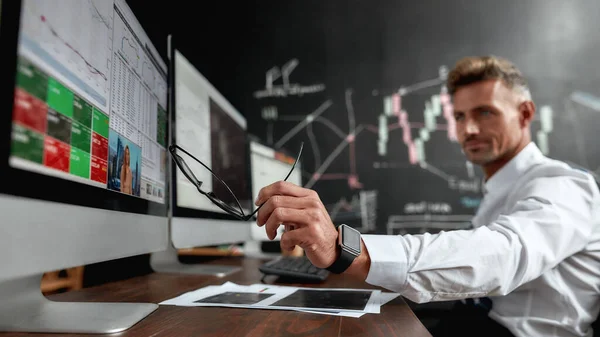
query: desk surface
0 257 432 337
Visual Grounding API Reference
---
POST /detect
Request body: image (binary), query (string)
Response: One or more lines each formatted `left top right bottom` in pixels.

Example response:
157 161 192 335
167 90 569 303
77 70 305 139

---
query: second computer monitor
249 139 303 241
168 36 253 248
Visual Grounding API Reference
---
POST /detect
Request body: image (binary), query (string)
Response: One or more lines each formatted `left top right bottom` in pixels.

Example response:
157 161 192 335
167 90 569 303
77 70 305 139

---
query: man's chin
465 153 495 166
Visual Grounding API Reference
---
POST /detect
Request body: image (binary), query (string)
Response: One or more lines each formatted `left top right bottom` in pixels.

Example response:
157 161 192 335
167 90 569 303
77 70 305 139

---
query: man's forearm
344 239 371 281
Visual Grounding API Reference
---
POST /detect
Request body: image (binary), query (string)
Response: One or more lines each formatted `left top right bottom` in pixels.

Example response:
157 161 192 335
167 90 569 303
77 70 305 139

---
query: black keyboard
259 256 329 282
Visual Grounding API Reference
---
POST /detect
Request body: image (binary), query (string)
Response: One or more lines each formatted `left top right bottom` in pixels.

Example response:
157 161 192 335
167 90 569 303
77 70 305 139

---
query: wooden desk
0 257 432 337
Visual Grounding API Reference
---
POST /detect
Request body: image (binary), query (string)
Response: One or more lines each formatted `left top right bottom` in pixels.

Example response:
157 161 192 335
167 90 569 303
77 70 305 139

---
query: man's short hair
447 55 531 99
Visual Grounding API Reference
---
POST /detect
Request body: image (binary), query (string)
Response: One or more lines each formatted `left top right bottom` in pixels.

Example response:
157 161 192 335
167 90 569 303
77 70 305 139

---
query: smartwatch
326 224 361 274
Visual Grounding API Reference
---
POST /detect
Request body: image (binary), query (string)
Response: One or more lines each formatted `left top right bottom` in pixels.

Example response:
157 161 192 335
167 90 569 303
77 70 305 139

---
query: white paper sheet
298 292 400 318
159 282 385 315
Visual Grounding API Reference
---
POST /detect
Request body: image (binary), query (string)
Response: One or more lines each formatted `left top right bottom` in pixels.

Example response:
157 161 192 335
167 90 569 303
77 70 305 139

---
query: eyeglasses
169 142 303 221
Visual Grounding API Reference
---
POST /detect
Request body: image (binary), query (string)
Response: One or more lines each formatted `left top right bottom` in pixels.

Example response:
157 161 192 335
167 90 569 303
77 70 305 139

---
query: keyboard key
259 256 329 282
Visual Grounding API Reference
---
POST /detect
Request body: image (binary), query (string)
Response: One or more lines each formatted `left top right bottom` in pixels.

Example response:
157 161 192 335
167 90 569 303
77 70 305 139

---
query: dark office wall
130 0 600 235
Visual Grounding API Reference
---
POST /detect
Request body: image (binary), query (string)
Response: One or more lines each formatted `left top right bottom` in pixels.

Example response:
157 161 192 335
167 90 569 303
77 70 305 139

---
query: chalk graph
371 66 471 190
262 65 464 192
326 190 377 233
254 59 326 99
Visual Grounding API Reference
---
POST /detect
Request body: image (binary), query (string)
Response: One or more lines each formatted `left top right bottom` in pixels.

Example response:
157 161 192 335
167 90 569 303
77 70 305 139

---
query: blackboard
132 0 600 235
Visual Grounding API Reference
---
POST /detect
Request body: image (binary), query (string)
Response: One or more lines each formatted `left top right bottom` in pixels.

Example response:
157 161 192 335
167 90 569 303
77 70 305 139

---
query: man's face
452 79 528 166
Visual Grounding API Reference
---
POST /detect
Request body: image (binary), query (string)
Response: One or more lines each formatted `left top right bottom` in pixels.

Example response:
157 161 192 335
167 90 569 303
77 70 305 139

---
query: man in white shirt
254 55 600 337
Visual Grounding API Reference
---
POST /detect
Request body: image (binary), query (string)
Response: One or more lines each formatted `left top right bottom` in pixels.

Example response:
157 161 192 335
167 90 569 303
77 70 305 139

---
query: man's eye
454 114 464 121
480 110 491 116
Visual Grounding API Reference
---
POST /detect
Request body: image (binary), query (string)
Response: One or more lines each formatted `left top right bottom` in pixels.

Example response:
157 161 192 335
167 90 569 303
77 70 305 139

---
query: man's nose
465 118 479 134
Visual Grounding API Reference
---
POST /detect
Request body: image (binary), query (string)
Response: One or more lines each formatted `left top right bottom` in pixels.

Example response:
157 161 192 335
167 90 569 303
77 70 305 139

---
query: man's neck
482 141 530 180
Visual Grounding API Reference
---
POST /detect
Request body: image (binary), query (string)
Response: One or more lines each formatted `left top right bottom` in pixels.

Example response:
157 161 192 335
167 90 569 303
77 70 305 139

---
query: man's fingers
265 208 310 240
255 181 317 206
256 195 321 227
280 227 310 251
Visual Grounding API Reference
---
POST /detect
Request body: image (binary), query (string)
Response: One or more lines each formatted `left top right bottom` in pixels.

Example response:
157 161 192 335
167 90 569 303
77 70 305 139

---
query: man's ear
518 101 535 128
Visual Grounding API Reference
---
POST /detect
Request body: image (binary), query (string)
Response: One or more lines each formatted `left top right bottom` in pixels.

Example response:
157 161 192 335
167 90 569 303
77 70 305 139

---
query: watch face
341 225 361 253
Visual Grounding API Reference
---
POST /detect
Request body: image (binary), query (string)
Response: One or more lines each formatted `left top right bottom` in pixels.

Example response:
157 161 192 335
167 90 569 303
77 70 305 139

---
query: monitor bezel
168 34 251 221
0 0 168 217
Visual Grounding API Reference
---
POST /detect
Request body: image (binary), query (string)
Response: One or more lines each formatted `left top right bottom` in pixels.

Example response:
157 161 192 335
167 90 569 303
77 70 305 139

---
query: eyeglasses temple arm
283 142 303 181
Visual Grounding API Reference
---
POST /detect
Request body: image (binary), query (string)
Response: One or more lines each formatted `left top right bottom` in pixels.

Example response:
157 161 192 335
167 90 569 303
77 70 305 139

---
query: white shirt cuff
362 234 409 293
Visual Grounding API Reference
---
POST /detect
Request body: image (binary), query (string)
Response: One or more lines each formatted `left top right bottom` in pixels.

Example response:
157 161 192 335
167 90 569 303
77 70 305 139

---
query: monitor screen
250 140 302 210
249 140 302 241
9 0 168 207
172 49 251 218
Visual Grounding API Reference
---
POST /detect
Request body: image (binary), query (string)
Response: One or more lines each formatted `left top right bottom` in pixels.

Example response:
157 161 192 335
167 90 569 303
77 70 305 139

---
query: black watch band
326 246 357 274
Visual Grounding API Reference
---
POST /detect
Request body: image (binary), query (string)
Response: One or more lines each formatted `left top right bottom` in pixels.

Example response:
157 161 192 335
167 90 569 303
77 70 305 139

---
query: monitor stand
0 274 157 334
242 240 281 259
149 245 240 277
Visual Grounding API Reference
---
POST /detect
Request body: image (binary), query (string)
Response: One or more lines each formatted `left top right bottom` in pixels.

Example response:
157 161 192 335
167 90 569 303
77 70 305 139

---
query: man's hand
255 181 339 269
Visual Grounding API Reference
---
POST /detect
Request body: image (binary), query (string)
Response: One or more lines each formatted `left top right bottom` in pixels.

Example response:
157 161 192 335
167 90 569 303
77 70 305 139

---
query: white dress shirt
362 142 600 337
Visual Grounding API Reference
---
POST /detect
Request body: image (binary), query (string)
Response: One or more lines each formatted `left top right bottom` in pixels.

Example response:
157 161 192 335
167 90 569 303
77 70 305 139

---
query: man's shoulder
526 156 590 179
511 156 599 200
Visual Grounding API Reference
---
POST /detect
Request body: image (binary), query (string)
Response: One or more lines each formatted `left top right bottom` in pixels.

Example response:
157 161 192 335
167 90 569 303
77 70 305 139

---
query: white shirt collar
482 142 545 196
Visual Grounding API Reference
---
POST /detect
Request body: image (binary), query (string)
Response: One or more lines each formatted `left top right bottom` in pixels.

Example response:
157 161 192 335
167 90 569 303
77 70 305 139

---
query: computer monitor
248 137 303 242
0 0 169 333
149 35 252 276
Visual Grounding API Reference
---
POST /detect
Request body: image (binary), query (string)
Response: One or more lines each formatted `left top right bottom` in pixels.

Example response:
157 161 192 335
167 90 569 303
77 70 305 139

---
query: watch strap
325 246 357 274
